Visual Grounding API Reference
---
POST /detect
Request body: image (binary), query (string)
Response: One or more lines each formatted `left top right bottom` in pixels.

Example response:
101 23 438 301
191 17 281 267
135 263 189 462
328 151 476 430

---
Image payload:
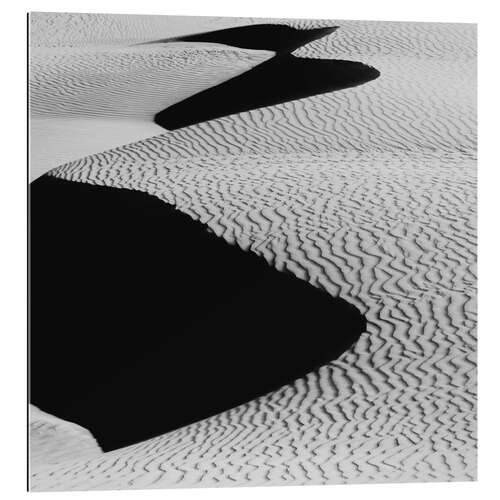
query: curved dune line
30 176 366 452
29 41 273 180
34 151 476 490
29 405 103 470
30 14 476 490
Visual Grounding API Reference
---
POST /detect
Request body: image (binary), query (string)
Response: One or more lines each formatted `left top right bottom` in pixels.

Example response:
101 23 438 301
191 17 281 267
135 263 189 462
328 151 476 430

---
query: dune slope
30 405 103 471
29 14 476 490
30 175 365 452
29 34 273 180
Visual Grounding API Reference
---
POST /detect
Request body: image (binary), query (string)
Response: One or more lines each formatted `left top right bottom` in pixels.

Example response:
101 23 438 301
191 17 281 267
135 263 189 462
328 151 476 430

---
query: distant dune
29 13 476 491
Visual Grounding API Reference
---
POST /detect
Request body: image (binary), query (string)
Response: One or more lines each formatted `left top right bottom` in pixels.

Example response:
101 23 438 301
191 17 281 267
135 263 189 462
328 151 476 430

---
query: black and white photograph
26 7 477 493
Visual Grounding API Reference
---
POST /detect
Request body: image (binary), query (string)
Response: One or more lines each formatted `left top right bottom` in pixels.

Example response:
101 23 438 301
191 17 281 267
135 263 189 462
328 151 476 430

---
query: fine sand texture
29 13 476 490
30 175 366 452
29 13 273 180
29 405 103 470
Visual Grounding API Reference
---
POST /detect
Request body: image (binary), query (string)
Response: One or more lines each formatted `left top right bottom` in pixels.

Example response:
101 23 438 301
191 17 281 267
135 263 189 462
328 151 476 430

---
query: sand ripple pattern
29 41 271 180
30 45 272 120
30 405 103 471
29 15 476 490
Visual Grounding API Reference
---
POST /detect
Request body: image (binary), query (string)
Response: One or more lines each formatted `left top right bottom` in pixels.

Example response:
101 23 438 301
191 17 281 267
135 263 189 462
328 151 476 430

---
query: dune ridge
29 37 273 180
35 150 476 490
151 24 381 130
29 405 103 470
155 24 338 52
29 14 476 490
30 175 366 452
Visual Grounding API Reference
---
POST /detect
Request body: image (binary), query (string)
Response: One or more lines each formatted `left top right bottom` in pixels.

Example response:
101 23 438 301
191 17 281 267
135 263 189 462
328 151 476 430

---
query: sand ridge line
30 14 476 490
30 405 103 472
29 25 275 180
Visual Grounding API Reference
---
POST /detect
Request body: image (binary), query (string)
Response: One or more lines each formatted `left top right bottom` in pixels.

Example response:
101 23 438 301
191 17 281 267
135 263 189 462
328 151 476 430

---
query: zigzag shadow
151 24 380 130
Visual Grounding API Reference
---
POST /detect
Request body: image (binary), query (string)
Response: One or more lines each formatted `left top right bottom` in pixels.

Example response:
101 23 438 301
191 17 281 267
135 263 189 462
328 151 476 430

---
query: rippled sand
29 13 476 490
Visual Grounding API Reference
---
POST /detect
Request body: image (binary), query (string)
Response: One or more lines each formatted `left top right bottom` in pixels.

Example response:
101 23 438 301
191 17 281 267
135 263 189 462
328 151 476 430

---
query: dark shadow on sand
155 54 380 130
153 24 338 53
151 24 380 130
30 176 366 451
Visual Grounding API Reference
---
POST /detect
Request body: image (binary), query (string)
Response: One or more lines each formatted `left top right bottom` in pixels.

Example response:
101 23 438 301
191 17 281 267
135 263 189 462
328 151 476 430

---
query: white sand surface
29 405 103 471
29 13 476 490
29 27 273 179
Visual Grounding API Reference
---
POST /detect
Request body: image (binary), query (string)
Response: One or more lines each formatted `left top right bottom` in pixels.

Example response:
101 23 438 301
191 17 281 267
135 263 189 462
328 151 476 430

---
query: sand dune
29 14 476 490
30 12 277 48
29 40 272 180
30 175 365 451
29 405 102 471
